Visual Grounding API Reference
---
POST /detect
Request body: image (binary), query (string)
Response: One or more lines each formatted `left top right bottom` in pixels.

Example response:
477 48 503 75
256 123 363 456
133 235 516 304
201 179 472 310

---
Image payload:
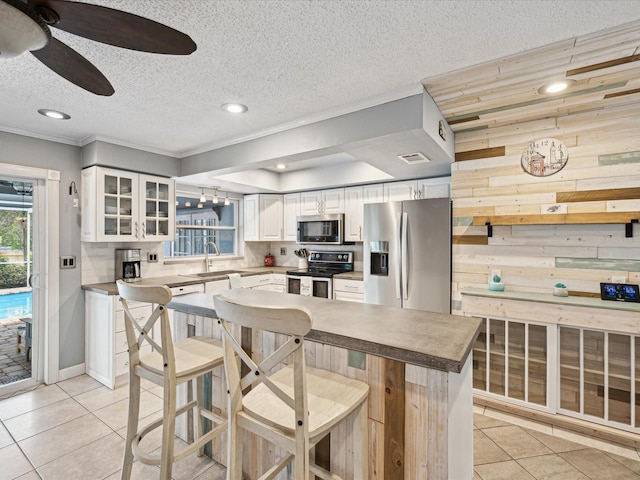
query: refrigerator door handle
395 212 402 299
401 211 408 300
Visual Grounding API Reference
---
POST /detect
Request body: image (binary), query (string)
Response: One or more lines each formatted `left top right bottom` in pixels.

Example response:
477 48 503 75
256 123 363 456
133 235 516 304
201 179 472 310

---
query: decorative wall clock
521 138 568 177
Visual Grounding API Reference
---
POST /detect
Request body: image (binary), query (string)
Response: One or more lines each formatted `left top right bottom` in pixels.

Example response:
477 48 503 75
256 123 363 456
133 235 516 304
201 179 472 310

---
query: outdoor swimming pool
0 291 32 320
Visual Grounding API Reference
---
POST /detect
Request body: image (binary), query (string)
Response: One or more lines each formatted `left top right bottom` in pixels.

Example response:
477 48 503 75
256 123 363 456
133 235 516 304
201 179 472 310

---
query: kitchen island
169 289 481 480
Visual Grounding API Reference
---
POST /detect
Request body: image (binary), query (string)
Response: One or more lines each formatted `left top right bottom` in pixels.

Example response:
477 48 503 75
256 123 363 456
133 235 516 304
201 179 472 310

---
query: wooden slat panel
604 87 640 99
384 358 405 480
453 235 488 245
426 369 448 480
566 53 640 76
472 212 640 226
455 146 506 162
557 187 640 203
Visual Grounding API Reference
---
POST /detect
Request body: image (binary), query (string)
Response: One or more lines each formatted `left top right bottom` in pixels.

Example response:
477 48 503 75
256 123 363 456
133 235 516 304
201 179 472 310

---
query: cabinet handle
359 226 362 240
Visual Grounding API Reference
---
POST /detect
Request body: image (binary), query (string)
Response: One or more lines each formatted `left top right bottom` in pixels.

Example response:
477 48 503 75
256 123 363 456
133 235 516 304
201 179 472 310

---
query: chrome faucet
204 241 220 272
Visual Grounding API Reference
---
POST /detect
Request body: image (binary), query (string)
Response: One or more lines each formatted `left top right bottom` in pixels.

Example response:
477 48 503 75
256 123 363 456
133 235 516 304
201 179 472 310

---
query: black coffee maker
115 249 141 282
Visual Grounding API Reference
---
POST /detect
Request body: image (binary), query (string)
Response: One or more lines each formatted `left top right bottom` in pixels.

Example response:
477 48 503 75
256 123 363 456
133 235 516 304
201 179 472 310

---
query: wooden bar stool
213 293 369 480
116 280 226 480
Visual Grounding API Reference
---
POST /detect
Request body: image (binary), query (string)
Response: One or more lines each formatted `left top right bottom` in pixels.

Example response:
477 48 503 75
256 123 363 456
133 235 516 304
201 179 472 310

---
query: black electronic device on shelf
600 282 640 302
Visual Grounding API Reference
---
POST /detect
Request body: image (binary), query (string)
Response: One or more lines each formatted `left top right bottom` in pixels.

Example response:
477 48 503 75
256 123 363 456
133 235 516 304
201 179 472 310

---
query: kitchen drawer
252 284 286 293
115 345 152 376
242 274 271 288
171 284 204 296
115 305 152 333
334 291 364 303
333 278 363 294
272 274 286 286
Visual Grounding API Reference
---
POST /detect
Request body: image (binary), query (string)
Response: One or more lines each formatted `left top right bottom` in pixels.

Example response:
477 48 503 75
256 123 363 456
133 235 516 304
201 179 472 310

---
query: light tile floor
0 375 639 479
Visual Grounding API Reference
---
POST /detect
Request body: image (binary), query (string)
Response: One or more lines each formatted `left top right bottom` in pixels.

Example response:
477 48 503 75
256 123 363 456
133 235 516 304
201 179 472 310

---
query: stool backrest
213 293 312 435
116 280 175 375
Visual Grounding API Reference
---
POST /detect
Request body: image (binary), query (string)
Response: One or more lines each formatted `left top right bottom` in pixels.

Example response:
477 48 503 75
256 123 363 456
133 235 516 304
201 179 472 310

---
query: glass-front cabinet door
140 175 174 241
82 166 176 242
472 317 551 409
97 169 139 241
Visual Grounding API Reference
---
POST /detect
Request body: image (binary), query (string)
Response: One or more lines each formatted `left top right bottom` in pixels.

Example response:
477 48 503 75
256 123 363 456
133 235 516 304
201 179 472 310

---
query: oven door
287 275 301 295
311 277 332 299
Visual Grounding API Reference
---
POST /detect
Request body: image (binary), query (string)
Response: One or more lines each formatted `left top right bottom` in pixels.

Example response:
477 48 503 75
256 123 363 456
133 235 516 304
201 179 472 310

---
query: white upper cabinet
283 193 301 241
244 194 283 241
383 180 417 202
344 186 364 242
139 174 175 241
362 184 384 204
417 177 451 199
82 166 174 242
383 177 451 202
300 188 344 215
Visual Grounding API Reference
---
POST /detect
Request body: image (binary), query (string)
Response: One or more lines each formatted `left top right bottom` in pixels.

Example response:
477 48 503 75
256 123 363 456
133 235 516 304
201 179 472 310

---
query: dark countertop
168 289 481 373
333 271 364 281
82 267 291 295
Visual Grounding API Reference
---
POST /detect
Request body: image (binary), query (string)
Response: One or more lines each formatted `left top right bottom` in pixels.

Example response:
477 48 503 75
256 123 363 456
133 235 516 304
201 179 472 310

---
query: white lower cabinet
85 291 153 389
333 278 363 303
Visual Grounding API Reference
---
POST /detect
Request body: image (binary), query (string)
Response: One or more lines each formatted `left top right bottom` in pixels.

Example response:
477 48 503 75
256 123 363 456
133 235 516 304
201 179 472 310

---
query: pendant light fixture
199 188 206 203
224 192 230 206
212 187 219 204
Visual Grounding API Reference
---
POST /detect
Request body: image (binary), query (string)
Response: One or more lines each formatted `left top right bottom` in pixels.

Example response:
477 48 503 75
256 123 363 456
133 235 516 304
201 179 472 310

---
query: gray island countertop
168 289 481 373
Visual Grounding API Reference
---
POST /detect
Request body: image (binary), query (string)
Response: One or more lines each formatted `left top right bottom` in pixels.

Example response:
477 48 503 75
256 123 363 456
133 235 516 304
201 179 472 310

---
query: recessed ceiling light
538 79 576 95
38 109 70 120
221 103 248 114
276 164 287 170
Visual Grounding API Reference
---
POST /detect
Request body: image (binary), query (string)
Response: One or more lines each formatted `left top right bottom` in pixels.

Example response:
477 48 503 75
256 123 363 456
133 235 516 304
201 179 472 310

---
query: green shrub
0 262 27 288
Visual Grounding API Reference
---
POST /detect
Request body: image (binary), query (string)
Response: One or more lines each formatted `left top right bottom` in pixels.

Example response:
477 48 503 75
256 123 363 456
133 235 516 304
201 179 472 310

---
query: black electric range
286 251 354 278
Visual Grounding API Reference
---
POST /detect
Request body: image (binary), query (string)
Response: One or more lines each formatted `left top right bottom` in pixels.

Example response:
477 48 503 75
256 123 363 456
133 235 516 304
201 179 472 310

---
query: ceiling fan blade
31 37 114 96
28 0 197 55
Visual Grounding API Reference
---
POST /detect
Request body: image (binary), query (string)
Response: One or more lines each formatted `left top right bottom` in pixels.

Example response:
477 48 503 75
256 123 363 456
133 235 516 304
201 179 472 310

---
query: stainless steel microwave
297 214 344 244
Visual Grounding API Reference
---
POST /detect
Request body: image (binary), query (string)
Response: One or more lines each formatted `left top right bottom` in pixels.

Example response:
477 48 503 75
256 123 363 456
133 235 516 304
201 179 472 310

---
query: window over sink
163 194 238 258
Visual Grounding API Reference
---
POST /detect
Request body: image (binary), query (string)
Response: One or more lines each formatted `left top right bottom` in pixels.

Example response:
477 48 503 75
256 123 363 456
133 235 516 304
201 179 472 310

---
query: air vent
397 152 431 164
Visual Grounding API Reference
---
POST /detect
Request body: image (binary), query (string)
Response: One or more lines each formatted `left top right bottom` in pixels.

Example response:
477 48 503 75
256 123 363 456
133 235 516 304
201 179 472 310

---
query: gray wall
0 133 181 371
0 131 83 369
82 140 180 178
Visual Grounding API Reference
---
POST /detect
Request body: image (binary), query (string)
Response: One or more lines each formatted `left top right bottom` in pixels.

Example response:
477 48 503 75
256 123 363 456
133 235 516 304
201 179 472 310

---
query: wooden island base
170 291 478 480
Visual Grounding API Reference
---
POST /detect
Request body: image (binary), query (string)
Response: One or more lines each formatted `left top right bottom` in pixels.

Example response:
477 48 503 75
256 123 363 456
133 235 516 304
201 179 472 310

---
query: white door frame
0 162 60 388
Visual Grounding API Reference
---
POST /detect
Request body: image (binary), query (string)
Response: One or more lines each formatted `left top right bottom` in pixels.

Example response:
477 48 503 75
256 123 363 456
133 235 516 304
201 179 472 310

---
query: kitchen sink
181 270 244 278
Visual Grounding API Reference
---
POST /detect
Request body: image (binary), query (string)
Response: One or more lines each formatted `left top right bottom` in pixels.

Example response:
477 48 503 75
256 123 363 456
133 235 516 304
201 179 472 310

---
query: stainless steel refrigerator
363 197 451 313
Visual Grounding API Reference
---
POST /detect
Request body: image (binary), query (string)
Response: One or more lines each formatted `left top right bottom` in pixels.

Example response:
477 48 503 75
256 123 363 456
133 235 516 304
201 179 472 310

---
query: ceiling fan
0 0 196 96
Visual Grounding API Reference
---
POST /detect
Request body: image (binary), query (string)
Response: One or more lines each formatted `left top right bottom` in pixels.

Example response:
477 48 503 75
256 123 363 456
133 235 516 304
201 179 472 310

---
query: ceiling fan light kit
0 0 50 58
0 0 197 95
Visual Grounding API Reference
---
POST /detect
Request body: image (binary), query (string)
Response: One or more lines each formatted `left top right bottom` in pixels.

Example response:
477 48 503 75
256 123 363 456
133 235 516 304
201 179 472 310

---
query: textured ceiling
1 0 640 158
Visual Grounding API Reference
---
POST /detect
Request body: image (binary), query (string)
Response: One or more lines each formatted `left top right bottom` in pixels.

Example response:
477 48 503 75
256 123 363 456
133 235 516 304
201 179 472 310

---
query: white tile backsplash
81 241 270 284
82 241 362 284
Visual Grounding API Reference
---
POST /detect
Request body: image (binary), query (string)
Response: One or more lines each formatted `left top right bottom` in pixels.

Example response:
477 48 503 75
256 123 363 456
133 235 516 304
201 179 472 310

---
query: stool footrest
132 399 226 465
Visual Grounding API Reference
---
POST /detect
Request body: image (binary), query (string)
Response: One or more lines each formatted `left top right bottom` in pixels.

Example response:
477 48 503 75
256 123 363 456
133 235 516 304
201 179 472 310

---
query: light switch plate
491 269 501 280
147 253 158 263
612 276 627 284
280 247 287 255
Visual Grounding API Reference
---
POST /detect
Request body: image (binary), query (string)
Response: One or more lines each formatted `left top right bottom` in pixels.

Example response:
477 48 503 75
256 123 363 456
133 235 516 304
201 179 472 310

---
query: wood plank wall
450 107 640 314
421 21 640 313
